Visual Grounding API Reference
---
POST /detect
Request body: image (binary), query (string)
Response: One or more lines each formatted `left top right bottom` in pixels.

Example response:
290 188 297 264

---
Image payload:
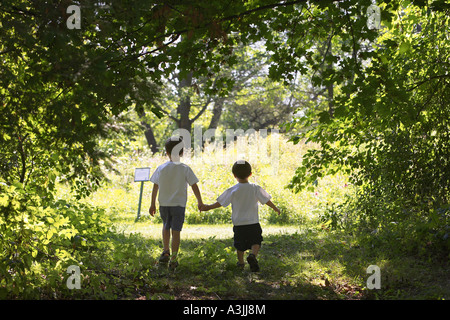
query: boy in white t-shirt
201 161 280 272
149 136 203 269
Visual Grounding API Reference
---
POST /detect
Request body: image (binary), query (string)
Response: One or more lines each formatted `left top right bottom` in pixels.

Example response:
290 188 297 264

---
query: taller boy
149 136 203 269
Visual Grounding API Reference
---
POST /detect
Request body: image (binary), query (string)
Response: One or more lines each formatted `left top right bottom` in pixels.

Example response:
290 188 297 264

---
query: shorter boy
149 136 203 269
201 161 280 272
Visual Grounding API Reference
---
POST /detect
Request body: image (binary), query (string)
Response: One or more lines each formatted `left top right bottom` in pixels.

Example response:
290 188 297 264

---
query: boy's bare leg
251 244 260 257
162 227 170 252
237 250 245 264
171 230 181 260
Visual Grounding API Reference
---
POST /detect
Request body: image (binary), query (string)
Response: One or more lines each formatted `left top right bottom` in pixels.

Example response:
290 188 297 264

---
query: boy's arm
265 200 281 215
202 202 222 211
190 183 203 210
149 184 159 216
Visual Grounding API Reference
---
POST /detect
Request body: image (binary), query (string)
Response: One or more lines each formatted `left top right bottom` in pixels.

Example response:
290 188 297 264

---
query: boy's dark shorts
160 206 186 231
233 223 263 252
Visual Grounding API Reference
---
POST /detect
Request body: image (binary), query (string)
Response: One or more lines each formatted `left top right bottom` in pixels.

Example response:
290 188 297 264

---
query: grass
56 136 448 300
92 219 448 300
128 223 361 300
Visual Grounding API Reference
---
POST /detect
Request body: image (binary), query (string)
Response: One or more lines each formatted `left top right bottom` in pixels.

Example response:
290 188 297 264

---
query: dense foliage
1 0 449 299
285 1 450 252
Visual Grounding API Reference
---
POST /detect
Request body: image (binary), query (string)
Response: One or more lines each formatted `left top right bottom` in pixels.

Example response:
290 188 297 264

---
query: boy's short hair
165 136 184 156
232 161 252 179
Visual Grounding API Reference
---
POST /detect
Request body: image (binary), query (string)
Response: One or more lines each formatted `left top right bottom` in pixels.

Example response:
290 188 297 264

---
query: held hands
198 202 216 211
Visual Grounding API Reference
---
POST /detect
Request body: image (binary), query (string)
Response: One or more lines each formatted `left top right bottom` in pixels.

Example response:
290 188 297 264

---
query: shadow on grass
111 230 366 300
68 225 448 300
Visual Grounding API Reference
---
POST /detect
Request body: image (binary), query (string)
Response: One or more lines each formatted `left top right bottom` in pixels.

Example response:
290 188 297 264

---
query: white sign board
134 167 151 182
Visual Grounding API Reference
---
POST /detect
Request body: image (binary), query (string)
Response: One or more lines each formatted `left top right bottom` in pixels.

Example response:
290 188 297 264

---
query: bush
0 180 113 298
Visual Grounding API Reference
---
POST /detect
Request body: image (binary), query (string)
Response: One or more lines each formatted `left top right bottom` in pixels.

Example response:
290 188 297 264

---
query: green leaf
399 41 411 54
318 111 331 124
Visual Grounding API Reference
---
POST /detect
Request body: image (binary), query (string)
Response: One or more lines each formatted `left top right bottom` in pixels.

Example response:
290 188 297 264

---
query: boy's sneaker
247 254 260 272
159 250 170 263
236 262 245 270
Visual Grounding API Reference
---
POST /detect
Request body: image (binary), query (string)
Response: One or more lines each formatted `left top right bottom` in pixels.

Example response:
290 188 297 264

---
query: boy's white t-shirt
216 182 271 226
150 161 199 207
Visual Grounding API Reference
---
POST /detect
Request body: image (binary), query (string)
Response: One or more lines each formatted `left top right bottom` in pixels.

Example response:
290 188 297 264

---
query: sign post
134 167 151 221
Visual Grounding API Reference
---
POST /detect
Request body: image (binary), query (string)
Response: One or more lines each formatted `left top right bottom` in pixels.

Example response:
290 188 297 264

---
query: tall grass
81 133 352 228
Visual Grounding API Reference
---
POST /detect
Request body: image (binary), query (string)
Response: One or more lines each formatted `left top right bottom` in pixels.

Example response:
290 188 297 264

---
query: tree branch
190 97 212 123
154 100 179 122
218 0 309 23
407 74 449 92
118 0 312 59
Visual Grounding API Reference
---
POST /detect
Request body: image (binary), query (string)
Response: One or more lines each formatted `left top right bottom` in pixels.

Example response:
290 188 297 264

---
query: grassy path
111 220 448 300
52 144 447 300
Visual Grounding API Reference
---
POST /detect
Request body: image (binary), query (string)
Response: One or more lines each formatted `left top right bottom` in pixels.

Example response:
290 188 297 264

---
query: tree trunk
326 40 334 118
208 97 225 130
137 110 158 153
143 123 158 154
177 71 193 133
